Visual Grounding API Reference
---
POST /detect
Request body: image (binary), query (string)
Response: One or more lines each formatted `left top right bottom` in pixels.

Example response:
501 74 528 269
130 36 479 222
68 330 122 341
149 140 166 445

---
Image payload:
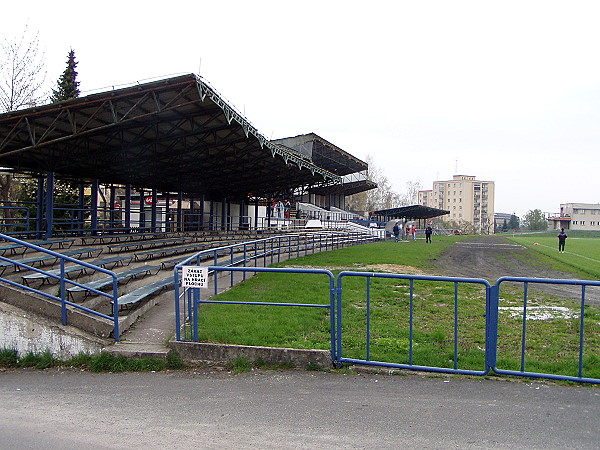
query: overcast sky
4 1 600 217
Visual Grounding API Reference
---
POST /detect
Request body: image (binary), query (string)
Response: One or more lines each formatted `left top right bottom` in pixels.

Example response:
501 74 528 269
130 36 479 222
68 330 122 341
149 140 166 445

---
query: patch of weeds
166 350 186 370
253 357 267 369
18 350 56 369
229 357 252 374
305 362 322 371
88 352 128 373
67 353 93 368
128 357 166 372
0 348 19 368
276 360 295 370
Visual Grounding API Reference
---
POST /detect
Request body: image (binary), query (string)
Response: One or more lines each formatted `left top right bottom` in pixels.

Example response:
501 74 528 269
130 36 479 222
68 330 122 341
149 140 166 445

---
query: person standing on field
557 228 567 253
392 222 400 242
425 225 433 243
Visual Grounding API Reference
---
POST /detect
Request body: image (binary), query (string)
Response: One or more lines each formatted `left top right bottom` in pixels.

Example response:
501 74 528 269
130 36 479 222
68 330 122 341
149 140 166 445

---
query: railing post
174 268 181 341
486 283 499 372
193 287 200 342
230 247 234 287
59 259 67 325
112 276 120 341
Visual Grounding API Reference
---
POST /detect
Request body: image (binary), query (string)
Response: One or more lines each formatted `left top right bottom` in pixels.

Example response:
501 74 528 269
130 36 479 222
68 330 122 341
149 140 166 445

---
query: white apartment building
418 190 433 208
421 175 495 234
548 203 600 231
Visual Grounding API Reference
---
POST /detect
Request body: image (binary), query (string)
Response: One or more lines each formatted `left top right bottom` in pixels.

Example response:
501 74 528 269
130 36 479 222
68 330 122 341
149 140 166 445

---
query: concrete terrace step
102 341 170 359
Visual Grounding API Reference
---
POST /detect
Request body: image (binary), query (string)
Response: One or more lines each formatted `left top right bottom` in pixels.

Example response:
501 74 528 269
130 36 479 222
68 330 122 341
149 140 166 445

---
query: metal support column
139 188 145 231
77 184 85 236
44 172 55 239
125 184 131 231
199 195 205 231
254 198 259 230
221 198 227 231
151 189 157 232
109 185 116 231
165 192 171 232
91 179 99 235
177 192 183 232
189 195 194 231
35 177 44 238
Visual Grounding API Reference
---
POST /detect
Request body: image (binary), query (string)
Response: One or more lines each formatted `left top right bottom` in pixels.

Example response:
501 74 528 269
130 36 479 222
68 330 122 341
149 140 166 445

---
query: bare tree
0 25 47 226
0 24 47 112
347 155 406 213
404 180 421 205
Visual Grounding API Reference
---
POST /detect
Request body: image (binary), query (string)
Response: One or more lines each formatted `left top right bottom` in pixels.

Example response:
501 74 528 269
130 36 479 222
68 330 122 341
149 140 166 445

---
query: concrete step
102 341 170 359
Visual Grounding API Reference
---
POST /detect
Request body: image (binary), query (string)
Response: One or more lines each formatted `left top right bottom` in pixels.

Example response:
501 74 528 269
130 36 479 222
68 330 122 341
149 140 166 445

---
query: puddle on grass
498 306 577 320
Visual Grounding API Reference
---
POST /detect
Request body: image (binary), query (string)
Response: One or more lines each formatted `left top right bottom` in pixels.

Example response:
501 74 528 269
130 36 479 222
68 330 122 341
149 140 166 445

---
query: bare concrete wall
0 302 110 359
170 341 333 369
0 285 115 338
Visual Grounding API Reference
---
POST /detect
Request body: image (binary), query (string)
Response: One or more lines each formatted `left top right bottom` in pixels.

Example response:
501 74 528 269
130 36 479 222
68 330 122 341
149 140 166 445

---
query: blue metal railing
178 259 600 384
0 233 120 339
178 266 337 361
0 206 32 235
173 232 378 345
336 272 492 376
490 276 600 384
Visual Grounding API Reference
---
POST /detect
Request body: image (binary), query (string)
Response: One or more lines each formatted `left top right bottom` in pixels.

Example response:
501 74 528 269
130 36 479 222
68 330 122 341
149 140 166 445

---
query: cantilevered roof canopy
371 205 450 220
0 74 340 199
272 133 368 176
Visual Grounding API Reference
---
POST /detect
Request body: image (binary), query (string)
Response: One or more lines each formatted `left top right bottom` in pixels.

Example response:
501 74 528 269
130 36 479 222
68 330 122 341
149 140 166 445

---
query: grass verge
192 236 600 381
0 349 186 372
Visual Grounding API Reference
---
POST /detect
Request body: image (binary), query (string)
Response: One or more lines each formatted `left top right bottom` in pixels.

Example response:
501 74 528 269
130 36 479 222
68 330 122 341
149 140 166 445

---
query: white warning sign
181 266 209 288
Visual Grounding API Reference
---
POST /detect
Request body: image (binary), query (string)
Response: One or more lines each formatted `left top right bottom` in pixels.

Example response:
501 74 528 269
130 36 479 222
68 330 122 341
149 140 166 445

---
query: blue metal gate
488 276 600 384
176 264 600 384
335 272 600 384
336 272 493 376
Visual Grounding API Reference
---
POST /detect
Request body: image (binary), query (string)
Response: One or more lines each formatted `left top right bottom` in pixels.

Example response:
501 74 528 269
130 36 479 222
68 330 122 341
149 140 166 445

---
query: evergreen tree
50 49 80 102
508 213 520 230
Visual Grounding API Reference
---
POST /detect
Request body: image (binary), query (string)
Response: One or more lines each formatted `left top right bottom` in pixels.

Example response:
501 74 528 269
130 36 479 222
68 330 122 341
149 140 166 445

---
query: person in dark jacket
392 222 400 242
425 225 433 243
557 228 567 253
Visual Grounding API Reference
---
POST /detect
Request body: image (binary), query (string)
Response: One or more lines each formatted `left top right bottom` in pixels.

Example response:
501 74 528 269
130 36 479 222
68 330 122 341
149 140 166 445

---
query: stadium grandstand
0 74 376 237
0 73 383 347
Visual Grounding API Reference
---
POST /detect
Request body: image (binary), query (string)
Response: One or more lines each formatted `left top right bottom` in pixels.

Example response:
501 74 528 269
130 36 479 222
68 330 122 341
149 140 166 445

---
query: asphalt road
1 368 599 449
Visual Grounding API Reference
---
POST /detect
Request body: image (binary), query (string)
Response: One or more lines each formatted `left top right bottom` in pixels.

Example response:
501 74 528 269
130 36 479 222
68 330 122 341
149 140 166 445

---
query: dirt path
431 235 600 305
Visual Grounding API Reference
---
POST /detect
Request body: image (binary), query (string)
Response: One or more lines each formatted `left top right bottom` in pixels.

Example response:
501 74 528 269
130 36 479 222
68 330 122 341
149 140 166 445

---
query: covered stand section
272 133 376 211
0 74 344 237
372 205 449 238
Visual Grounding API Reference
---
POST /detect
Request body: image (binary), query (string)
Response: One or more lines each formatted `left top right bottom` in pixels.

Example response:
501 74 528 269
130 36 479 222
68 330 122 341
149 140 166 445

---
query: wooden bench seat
68 265 161 297
0 247 103 275
107 237 188 253
115 276 175 307
20 255 133 285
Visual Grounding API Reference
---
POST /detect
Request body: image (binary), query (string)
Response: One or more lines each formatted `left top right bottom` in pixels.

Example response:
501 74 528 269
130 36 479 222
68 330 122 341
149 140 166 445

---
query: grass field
507 234 600 279
193 235 600 381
